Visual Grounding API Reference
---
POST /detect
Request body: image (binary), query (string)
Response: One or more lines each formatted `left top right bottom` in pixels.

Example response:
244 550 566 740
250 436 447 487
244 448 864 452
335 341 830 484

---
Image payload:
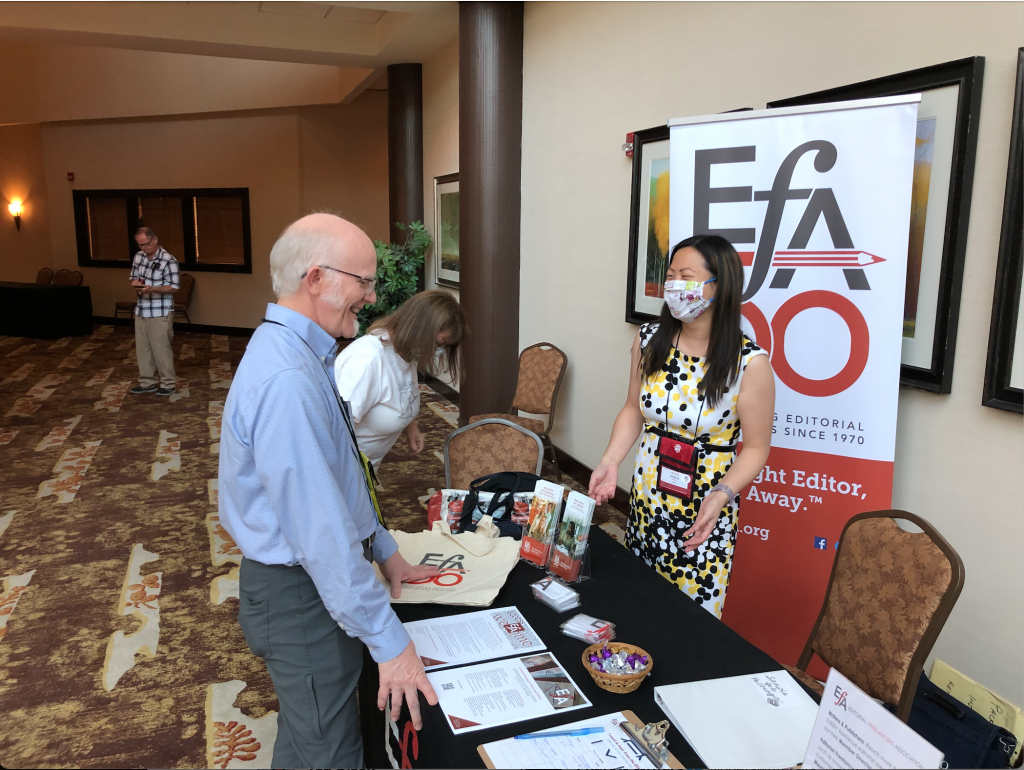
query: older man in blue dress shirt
219 214 439 769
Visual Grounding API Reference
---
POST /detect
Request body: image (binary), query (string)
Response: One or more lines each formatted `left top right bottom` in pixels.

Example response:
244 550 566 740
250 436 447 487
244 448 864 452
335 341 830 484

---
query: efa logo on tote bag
411 552 468 586
694 141 874 399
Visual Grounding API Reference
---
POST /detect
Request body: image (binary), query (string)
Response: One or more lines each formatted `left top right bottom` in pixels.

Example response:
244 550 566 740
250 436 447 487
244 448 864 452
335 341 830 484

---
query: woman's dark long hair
639 234 745 409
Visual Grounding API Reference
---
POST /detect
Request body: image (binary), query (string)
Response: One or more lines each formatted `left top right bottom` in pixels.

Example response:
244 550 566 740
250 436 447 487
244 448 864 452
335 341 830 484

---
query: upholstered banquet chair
468 342 567 479
443 418 543 490
784 510 964 723
35 267 53 284
51 269 83 286
173 273 196 325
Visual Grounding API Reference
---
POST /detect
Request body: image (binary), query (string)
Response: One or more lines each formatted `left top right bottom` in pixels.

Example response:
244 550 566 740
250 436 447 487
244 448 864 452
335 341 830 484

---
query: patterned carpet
0 324 625 769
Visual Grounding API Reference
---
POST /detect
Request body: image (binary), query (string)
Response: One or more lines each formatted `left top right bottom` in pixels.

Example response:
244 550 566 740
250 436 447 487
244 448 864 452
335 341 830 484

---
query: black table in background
0 281 93 339
360 527 817 769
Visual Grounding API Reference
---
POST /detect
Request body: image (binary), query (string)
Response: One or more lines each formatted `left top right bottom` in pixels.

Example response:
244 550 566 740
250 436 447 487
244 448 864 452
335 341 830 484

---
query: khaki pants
135 313 176 389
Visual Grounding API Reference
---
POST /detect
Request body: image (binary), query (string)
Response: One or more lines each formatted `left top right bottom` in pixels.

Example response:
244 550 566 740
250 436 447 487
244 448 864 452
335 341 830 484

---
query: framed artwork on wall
982 48 1023 414
433 173 460 288
768 56 985 394
625 125 670 325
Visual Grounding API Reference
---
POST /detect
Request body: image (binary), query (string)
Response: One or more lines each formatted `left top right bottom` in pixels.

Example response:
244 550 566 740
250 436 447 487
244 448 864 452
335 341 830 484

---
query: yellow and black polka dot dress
625 322 767 618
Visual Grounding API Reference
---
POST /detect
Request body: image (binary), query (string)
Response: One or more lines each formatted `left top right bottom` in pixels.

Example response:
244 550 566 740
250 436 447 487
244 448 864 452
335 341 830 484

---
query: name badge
655 434 698 502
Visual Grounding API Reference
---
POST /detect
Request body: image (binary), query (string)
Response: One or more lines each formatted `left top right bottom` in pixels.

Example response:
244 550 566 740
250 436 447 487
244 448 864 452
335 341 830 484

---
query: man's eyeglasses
136 237 156 250
303 264 376 293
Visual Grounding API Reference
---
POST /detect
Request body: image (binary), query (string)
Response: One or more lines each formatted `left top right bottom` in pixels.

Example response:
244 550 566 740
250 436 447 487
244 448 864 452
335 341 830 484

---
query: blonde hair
369 290 466 381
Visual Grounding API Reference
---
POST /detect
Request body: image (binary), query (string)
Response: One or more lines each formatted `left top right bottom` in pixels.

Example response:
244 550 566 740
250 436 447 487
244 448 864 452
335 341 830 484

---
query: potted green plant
357 221 432 335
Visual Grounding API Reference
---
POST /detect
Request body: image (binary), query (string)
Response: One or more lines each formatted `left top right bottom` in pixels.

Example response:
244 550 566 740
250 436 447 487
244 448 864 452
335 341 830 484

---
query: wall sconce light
8 200 22 231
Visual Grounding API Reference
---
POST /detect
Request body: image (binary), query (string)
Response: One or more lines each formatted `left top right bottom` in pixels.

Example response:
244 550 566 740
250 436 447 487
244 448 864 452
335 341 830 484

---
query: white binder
654 670 819 769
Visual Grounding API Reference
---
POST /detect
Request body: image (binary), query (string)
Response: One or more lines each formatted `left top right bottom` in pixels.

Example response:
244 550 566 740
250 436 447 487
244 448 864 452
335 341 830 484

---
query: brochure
404 607 545 670
428 651 591 734
548 490 595 582
520 481 565 567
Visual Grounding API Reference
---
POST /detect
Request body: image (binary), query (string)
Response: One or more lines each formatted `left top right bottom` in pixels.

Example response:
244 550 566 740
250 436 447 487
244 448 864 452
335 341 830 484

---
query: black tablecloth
0 281 93 339
359 527 817 769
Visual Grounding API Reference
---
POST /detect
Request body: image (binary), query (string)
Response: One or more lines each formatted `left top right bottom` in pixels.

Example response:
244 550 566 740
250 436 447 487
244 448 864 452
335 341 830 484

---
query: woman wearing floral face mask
588 234 775 618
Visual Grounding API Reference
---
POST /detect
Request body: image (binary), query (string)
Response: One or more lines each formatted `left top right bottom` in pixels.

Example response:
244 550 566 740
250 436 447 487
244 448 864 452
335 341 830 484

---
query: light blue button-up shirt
218 303 409 663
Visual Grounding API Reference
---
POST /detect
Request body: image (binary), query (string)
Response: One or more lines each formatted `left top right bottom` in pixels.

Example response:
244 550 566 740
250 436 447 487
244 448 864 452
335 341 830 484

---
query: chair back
443 418 543 489
510 342 567 417
174 273 195 308
798 510 964 721
52 269 84 286
35 267 53 284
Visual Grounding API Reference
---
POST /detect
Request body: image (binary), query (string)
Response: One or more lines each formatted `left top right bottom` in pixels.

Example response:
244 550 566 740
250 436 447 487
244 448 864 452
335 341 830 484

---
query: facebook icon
813 537 828 550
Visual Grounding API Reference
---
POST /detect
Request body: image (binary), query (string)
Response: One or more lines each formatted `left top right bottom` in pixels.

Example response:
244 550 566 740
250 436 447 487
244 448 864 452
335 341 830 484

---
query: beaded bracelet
710 483 736 501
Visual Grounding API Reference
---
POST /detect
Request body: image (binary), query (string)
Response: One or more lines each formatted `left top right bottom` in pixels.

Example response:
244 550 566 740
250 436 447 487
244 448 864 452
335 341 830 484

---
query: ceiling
0 1 459 68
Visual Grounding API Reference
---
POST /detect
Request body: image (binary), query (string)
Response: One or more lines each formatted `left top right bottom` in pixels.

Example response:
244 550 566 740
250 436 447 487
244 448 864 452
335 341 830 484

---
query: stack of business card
560 613 615 644
531 577 580 612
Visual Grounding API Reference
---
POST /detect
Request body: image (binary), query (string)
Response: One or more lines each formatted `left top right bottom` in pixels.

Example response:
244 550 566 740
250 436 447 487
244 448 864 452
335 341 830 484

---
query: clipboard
477 710 685 769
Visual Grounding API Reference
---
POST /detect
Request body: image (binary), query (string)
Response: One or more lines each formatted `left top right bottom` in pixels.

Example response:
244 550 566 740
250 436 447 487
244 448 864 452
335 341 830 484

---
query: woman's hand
406 421 424 454
680 490 729 552
588 462 619 504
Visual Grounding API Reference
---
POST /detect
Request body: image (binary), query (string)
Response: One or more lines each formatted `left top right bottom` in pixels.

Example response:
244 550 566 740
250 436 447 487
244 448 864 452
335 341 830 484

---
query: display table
359 527 818 769
0 281 93 339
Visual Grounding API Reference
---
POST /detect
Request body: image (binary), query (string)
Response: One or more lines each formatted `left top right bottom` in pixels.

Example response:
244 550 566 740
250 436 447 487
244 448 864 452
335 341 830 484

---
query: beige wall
0 123 52 283
22 93 388 328
299 92 391 241
422 37 461 388
520 1 1024 703
40 110 300 327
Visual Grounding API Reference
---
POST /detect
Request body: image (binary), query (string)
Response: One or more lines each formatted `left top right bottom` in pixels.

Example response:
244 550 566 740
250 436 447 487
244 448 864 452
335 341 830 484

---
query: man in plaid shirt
129 227 180 396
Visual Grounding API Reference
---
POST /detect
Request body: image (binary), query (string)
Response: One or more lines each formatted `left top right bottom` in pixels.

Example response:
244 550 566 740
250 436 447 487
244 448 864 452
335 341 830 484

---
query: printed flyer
428 652 591 734
404 607 545 670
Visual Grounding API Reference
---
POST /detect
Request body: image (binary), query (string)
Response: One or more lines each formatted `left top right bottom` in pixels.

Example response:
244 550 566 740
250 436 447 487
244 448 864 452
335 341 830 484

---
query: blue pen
514 727 605 740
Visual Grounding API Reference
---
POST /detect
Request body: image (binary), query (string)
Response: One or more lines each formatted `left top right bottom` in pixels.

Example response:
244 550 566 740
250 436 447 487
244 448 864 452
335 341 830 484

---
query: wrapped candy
587 645 650 676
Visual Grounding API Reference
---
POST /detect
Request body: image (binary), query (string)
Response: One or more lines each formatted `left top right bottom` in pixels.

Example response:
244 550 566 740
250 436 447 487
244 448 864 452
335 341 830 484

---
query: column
458 1 525 423
387 63 425 289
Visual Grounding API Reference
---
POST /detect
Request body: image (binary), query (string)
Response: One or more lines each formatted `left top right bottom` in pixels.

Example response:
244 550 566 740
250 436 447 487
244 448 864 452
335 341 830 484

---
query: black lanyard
661 349 707 444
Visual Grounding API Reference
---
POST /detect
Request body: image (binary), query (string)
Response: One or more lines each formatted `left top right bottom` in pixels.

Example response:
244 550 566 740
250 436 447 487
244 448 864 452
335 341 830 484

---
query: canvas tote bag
375 517 520 607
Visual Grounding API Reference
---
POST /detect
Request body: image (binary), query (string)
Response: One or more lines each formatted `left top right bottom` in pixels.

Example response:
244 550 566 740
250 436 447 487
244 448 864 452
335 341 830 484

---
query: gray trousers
238 557 365 769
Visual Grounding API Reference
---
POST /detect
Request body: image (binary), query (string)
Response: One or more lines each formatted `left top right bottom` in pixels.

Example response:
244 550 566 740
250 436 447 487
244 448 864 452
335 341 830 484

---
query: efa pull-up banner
668 95 920 670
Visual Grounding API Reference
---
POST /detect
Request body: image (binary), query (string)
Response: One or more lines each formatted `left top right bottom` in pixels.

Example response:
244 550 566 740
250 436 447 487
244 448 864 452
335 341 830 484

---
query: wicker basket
581 642 653 694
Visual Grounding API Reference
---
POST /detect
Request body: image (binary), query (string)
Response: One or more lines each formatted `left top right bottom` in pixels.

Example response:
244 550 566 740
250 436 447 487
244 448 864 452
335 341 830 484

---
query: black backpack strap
460 472 546 531
458 489 479 532
486 472 522 520
459 473 501 532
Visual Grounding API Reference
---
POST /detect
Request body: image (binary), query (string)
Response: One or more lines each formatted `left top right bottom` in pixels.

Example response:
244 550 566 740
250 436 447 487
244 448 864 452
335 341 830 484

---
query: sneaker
130 385 158 395
156 387 174 397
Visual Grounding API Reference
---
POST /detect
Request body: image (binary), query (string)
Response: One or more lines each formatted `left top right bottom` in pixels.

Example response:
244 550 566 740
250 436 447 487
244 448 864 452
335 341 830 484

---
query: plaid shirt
130 248 180 318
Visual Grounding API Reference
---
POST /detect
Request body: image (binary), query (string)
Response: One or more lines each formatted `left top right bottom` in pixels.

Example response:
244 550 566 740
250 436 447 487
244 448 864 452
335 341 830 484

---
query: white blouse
334 331 420 471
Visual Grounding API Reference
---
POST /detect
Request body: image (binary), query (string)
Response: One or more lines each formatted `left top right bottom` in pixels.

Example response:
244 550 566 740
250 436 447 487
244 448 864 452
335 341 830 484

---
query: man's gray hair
270 221 344 299
135 227 156 239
